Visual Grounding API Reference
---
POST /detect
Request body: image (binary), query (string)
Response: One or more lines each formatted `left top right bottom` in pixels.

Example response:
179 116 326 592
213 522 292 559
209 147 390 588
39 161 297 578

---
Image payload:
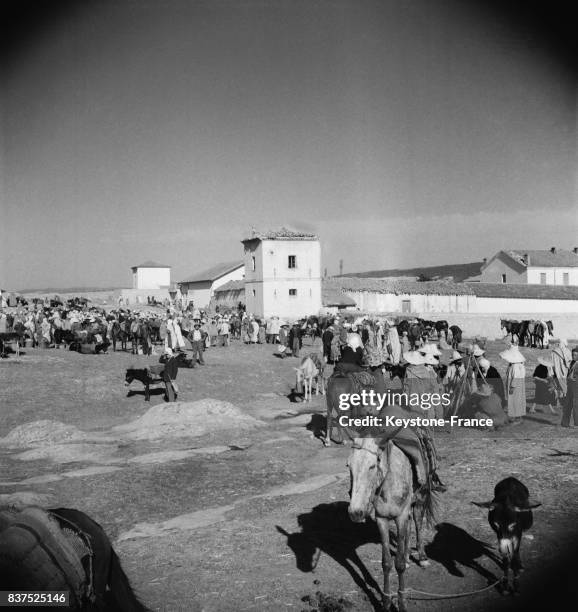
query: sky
1 0 576 290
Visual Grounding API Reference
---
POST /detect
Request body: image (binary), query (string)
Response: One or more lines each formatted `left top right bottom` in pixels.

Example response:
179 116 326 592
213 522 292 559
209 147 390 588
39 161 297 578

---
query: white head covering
478 357 491 371
450 350 464 363
347 333 363 351
500 346 525 364
419 343 442 357
403 351 425 366
472 344 485 357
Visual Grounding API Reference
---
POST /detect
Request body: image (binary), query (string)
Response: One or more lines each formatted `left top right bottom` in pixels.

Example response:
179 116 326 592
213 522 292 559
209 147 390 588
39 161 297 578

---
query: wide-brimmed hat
500 346 525 364
419 343 441 357
423 353 438 366
478 357 490 371
472 344 485 357
537 356 553 368
449 350 463 363
403 351 425 366
347 333 363 351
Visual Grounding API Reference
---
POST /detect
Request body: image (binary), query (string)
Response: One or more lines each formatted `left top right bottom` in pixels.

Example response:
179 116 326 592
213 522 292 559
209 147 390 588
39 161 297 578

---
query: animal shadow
425 522 500 583
126 388 166 399
277 502 394 611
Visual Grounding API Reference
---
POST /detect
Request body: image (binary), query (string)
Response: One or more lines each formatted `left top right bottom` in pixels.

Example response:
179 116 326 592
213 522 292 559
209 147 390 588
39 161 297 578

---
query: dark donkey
472 477 541 594
449 325 462 349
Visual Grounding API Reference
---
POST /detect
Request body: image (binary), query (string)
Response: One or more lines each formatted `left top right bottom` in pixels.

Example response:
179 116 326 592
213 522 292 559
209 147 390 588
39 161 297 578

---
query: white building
242 228 322 318
479 248 578 285
179 261 245 308
131 260 171 290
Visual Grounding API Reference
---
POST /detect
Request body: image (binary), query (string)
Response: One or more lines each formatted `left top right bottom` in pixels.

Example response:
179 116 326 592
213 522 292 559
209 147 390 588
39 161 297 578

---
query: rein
351 443 383 458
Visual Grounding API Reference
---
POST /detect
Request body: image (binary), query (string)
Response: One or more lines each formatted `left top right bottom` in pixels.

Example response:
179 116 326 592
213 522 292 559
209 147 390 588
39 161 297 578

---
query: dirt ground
1 335 577 612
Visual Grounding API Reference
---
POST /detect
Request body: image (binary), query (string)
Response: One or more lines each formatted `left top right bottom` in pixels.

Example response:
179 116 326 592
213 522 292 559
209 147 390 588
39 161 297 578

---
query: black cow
472 477 541 594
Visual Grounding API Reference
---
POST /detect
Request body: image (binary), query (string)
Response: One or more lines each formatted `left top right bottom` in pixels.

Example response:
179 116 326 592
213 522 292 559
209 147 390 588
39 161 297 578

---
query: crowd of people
1 301 576 428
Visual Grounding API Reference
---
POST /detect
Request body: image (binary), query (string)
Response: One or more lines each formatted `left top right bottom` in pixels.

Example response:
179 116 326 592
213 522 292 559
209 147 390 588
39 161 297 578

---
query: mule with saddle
325 369 444 611
0 504 149 611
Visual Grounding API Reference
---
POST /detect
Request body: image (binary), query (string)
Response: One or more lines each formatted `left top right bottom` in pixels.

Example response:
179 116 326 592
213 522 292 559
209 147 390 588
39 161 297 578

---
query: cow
472 477 541 594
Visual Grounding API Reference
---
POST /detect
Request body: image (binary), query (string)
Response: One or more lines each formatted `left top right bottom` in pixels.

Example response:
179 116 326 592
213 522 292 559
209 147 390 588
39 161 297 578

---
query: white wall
527 267 578 286
472 296 578 314
343 291 475 313
134 267 171 290
212 266 245 291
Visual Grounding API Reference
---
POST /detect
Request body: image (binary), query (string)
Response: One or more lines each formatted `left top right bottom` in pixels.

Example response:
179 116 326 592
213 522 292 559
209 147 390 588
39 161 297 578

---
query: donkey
294 355 324 402
472 477 541 594
348 437 436 612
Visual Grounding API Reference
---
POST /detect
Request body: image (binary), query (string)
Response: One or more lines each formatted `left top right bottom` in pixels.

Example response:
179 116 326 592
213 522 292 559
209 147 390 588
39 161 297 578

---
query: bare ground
1 337 577 612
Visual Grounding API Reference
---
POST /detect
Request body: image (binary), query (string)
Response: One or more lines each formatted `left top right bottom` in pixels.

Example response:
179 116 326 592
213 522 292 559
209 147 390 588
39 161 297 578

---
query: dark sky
1 0 576 290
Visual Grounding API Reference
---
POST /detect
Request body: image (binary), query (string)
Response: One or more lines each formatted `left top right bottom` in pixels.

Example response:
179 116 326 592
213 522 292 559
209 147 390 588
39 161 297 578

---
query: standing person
400 331 410 354
291 321 302 357
266 318 273 343
250 318 259 344
278 323 290 358
500 345 526 424
552 338 572 408
188 324 206 365
386 323 401 365
258 320 266 344
322 324 334 363
530 357 557 414
443 351 465 396
219 317 230 346
477 357 506 408
209 319 219 347
269 316 280 344
561 346 578 428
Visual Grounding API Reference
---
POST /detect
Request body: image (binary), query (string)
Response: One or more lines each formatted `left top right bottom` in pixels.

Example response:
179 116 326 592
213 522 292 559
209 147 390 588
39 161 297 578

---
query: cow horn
471 500 495 509
514 502 542 512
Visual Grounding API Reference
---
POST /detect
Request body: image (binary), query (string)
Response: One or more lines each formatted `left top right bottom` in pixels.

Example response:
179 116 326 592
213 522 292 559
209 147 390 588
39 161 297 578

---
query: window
401 300 411 313
501 274 506 284
563 272 569 285
251 256 255 272
289 288 297 297
252 289 256 297
288 255 296 269
540 273 547 285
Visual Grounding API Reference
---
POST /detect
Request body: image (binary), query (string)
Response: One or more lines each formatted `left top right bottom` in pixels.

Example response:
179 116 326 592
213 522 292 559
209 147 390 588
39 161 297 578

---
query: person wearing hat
278 323 290 358
402 351 441 413
322 324 334 364
530 357 557 414
477 357 506 408
465 381 508 429
333 339 364 376
561 346 578 428
443 350 465 397
500 345 526 424
552 338 572 407
188 323 205 365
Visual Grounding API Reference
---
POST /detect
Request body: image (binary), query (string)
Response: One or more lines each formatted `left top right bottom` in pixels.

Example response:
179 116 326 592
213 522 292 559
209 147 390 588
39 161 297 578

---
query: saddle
0 506 94 608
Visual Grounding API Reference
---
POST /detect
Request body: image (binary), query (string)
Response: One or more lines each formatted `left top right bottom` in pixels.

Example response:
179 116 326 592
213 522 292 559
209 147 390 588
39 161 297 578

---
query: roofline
178 262 244 284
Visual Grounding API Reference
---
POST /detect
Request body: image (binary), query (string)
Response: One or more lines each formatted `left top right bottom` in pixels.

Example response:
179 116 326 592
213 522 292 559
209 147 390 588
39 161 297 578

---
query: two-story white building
479 248 578 285
242 228 322 318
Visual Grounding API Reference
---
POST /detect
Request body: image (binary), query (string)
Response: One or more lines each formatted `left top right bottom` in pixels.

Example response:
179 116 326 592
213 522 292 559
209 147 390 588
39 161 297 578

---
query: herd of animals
0 306 553 610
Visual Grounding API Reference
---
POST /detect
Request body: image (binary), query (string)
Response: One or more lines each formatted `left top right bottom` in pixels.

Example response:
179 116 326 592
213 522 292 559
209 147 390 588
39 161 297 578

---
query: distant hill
339 261 484 283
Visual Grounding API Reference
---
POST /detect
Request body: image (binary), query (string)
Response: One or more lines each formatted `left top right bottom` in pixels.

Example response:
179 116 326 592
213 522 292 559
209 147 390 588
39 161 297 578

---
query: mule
348 437 435 612
500 320 520 344
0 506 149 611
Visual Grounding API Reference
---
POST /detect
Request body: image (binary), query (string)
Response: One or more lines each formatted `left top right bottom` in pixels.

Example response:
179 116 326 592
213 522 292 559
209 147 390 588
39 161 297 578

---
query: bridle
351 443 384 459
